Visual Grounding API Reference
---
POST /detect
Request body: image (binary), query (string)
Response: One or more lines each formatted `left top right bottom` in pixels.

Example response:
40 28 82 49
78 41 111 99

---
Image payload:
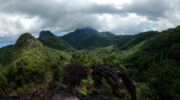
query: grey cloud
0 0 119 16
0 0 180 43
121 0 177 20
0 0 120 32
0 35 18 43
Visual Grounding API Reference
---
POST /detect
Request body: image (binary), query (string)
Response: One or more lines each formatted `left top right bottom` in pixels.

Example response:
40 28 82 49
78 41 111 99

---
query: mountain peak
15 33 41 48
99 31 115 37
75 28 98 33
40 31 54 37
39 31 74 51
18 33 35 40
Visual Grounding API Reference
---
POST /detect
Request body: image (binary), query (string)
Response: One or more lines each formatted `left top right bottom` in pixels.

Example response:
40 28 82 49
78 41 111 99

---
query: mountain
62 28 113 49
39 31 74 51
98 32 115 37
0 33 69 66
113 35 134 49
119 31 159 50
15 33 42 48
124 26 180 100
0 26 180 100
42 28 157 50
0 33 42 65
74 28 98 33
0 33 70 90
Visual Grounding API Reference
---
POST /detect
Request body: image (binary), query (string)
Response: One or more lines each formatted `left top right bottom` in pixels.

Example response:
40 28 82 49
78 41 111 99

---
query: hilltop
61 28 113 49
39 31 74 51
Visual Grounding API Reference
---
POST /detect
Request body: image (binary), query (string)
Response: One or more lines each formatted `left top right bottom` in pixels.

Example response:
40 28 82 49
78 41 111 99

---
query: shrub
0 72 8 96
6 65 45 89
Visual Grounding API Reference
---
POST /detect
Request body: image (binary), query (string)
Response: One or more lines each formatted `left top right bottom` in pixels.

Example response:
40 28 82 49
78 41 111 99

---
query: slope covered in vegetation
39 31 74 51
62 28 113 49
0 26 179 100
0 33 70 95
124 26 180 100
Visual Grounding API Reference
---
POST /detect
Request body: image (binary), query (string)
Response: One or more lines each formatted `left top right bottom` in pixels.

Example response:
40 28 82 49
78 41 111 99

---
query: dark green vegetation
124 27 180 100
39 31 74 51
0 33 69 95
0 26 180 100
62 28 113 49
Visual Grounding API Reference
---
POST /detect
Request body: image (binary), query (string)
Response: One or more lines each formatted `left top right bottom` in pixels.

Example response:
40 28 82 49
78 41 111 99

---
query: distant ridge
62 28 113 49
40 31 54 37
99 31 115 37
75 27 98 33
39 31 74 51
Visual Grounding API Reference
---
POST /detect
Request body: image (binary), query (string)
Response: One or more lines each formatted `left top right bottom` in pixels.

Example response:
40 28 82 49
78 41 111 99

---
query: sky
0 0 180 47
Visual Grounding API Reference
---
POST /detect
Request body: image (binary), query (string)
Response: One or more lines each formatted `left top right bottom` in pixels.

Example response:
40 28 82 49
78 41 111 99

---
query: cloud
0 0 180 43
121 0 169 20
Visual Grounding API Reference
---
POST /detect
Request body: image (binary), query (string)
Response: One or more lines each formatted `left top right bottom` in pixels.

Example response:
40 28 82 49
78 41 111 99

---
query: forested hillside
124 26 180 100
39 31 74 51
0 33 69 94
0 26 179 100
62 28 113 49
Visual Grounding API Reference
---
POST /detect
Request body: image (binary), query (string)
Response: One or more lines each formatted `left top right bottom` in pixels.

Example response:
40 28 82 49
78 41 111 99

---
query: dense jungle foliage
0 26 179 100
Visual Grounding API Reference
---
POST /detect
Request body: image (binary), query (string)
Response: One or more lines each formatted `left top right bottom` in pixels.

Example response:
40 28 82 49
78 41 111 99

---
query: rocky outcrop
91 64 137 100
61 63 137 100
0 90 79 100
0 63 137 100
81 95 120 100
62 63 87 89
91 64 122 97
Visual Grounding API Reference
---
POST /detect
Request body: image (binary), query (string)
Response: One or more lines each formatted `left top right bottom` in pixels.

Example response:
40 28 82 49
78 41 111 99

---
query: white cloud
90 0 132 9
0 13 42 38
0 0 179 43
96 13 149 34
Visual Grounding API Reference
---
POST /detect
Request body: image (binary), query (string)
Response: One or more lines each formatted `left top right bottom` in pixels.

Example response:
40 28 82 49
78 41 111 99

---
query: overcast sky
0 0 180 44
